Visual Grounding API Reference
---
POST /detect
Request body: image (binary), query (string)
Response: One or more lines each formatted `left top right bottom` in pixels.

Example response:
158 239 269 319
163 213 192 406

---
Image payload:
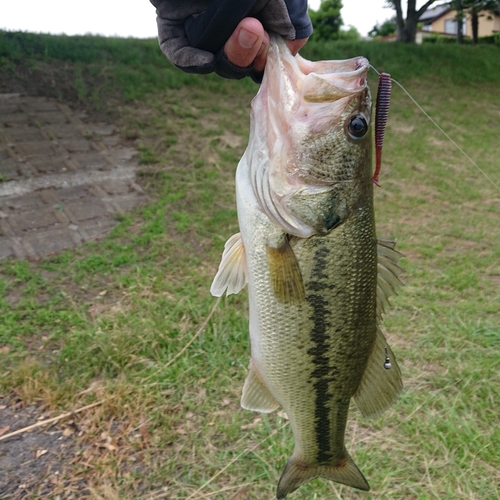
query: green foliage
423 34 471 43
369 18 397 37
462 0 498 10
138 145 160 164
2 30 499 105
479 32 500 44
0 30 163 65
301 40 500 83
337 26 361 41
0 30 237 106
309 0 344 41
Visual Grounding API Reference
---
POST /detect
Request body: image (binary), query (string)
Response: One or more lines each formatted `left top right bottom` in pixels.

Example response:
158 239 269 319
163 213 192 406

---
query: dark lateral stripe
306 244 335 463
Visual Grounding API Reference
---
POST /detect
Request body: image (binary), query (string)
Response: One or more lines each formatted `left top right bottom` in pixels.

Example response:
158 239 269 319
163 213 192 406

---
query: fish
211 35 404 498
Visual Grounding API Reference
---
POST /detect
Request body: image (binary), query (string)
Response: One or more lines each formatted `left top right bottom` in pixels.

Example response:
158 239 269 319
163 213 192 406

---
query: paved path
0 94 146 260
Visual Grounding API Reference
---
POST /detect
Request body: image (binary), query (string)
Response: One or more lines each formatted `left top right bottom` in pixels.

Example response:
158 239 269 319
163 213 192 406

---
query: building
420 4 500 38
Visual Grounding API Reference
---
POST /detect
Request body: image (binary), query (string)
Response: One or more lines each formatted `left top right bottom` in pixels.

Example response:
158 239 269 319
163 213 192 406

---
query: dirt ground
0 398 83 498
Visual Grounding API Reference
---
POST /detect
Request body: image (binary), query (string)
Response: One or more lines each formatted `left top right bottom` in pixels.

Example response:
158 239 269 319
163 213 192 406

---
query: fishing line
183 421 290 500
140 297 222 387
369 65 500 194
164 296 221 369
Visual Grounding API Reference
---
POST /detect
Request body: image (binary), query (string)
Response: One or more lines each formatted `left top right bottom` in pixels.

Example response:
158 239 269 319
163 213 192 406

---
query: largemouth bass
211 35 404 498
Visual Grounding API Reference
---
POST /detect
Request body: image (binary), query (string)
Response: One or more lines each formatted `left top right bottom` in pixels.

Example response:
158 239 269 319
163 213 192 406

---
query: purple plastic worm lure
373 72 392 187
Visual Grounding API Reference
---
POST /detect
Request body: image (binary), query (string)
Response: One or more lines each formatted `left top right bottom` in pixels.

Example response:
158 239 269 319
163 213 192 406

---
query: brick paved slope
0 94 146 260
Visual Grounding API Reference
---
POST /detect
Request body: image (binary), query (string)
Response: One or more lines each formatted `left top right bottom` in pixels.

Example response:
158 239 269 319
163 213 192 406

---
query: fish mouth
259 35 370 135
296 54 369 104
249 37 372 238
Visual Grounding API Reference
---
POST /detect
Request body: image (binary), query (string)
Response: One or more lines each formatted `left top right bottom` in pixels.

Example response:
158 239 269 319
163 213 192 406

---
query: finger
252 30 270 74
224 17 265 68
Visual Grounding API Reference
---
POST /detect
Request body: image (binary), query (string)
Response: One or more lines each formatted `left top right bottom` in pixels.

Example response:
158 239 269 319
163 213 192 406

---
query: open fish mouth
262 35 369 112
296 54 369 104
247 37 373 238
258 36 371 146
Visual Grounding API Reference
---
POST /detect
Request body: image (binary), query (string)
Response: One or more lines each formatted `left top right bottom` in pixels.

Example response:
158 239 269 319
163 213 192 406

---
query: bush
478 33 500 45
422 33 500 46
422 34 471 44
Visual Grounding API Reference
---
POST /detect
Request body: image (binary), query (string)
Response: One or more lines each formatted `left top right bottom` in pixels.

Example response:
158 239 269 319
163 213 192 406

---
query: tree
453 0 465 44
368 18 397 37
338 26 361 41
462 0 498 43
309 0 344 41
386 0 442 43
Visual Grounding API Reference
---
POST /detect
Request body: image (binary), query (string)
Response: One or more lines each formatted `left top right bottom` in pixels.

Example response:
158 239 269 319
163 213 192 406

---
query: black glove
150 0 312 80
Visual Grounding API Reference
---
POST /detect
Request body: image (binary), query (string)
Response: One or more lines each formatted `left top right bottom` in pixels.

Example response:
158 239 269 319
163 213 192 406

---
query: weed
137 145 159 165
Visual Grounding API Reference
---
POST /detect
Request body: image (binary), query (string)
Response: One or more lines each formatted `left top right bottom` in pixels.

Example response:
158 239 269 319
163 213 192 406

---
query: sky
1 1 432 39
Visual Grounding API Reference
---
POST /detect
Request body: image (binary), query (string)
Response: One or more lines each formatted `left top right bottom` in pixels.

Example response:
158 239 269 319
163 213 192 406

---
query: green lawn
0 32 499 499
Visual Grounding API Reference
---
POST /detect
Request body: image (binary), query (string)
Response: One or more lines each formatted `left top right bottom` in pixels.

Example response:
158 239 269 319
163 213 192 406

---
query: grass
0 31 499 499
0 31 256 111
301 40 500 83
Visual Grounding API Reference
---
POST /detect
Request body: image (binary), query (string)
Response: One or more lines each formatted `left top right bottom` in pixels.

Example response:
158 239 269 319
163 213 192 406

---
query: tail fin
276 451 369 499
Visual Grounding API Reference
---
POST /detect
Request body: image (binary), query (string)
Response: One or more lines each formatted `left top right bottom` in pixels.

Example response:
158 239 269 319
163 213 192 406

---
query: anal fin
354 327 403 418
241 362 280 413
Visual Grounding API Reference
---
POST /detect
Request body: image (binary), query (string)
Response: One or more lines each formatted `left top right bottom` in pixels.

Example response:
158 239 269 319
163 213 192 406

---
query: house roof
419 4 451 23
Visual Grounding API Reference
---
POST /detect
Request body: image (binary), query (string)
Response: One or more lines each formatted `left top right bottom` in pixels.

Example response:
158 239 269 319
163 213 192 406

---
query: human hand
224 17 308 77
151 0 311 81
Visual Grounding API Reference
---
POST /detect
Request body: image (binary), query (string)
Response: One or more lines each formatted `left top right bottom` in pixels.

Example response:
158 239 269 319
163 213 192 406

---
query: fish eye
347 114 369 140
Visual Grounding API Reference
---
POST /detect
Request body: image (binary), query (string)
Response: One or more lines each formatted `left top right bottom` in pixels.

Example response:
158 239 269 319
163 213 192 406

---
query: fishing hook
384 347 392 370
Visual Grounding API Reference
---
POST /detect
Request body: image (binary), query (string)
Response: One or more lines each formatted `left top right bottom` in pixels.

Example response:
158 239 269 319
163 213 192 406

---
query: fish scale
211 35 404 498
289 208 377 459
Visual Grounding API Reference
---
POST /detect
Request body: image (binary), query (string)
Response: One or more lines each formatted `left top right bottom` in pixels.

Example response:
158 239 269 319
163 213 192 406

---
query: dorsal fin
353 239 405 418
376 239 404 322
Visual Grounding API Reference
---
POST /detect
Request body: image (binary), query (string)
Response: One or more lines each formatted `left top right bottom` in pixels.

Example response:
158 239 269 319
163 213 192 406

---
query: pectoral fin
354 327 403 418
210 233 247 297
266 236 305 303
241 362 280 413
